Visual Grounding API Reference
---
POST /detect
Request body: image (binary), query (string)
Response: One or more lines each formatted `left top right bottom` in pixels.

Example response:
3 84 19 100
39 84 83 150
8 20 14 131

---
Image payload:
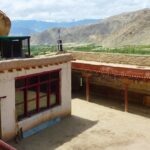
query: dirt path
10 98 150 150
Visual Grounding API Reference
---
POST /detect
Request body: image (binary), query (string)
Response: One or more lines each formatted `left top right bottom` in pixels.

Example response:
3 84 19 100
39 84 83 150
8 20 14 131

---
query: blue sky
0 0 150 21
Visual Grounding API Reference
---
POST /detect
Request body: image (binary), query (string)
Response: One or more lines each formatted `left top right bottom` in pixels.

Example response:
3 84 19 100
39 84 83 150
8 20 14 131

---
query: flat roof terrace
0 53 73 72
71 52 150 66
71 51 150 81
72 60 150 81
71 52 150 112
9 98 150 150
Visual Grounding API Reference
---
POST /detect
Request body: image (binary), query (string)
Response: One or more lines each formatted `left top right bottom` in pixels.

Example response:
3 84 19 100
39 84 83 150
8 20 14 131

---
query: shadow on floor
9 115 98 150
73 92 150 119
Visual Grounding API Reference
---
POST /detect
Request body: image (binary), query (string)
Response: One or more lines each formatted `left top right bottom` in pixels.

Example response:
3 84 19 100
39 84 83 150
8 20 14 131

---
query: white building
0 53 72 140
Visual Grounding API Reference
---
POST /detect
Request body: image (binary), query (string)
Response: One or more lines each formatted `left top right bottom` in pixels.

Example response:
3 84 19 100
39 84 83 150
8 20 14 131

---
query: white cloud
0 0 150 21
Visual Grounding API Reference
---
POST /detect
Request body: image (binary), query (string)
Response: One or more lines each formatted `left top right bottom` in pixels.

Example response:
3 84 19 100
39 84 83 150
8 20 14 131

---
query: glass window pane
27 87 37 113
50 93 56 105
15 79 25 88
15 89 25 120
16 90 24 105
40 73 49 82
50 81 58 106
50 72 59 79
16 104 24 118
40 96 47 109
28 76 38 85
28 87 36 100
28 100 36 113
39 83 48 109
50 81 58 93
40 84 47 97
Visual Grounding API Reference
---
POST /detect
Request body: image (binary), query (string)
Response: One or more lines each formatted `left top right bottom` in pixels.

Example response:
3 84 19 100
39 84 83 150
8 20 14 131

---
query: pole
124 83 128 112
86 76 90 101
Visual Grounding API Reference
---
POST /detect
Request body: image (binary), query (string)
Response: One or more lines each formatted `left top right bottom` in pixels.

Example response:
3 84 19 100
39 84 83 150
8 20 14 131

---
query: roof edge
0 53 73 72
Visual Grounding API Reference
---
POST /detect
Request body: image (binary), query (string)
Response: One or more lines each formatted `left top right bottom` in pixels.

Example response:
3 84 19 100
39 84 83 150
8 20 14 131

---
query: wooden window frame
15 69 61 121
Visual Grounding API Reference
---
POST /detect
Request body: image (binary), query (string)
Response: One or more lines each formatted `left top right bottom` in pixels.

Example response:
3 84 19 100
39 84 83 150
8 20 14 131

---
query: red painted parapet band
0 140 16 150
72 62 150 81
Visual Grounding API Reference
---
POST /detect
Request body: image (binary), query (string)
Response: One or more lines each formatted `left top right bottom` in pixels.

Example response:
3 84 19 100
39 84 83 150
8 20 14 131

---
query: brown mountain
31 8 150 47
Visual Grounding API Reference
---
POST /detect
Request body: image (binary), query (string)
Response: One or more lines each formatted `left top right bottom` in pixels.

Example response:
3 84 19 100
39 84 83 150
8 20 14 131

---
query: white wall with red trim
0 62 71 141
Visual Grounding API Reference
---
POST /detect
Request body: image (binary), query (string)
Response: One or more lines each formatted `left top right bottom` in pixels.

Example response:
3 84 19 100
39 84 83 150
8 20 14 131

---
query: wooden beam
24 67 30 70
8 69 13 72
82 73 91 102
24 89 28 117
86 76 90 101
16 68 22 71
38 65 43 68
72 62 150 81
123 78 130 112
36 85 40 112
124 83 128 112
27 37 30 57
0 71 5 73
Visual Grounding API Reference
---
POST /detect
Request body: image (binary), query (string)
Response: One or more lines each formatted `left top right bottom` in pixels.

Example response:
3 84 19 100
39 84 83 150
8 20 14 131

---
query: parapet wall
72 52 150 66
0 53 73 72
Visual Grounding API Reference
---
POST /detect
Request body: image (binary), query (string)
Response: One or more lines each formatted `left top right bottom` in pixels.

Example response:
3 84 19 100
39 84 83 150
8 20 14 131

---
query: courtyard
10 97 150 150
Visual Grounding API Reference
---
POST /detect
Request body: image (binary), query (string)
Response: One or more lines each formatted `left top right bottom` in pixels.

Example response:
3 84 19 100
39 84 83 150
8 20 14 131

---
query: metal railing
0 140 16 150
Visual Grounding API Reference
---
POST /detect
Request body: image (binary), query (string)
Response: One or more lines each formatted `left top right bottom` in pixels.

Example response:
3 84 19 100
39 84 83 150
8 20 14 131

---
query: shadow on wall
9 115 98 150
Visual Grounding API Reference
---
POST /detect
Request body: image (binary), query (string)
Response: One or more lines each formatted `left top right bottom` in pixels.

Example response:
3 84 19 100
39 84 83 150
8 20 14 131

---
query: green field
31 45 57 56
31 44 150 56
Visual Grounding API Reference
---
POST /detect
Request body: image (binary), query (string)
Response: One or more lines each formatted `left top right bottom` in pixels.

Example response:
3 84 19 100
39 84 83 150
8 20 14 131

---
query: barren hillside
31 8 150 47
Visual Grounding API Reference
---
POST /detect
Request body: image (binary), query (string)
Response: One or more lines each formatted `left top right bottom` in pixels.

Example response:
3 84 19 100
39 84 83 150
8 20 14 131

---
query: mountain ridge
31 8 150 47
10 19 99 36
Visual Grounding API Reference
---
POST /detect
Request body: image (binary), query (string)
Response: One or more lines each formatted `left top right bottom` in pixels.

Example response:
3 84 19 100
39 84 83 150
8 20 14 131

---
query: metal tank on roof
0 10 11 36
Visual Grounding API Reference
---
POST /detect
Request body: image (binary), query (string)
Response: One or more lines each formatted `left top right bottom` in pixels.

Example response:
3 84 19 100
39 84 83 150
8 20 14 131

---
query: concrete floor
9 97 150 150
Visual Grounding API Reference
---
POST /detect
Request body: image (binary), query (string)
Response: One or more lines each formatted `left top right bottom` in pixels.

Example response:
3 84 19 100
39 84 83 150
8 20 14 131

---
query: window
15 70 61 120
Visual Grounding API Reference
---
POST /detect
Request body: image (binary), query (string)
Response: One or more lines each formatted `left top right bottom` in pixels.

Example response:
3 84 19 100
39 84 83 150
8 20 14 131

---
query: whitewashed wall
0 62 71 140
